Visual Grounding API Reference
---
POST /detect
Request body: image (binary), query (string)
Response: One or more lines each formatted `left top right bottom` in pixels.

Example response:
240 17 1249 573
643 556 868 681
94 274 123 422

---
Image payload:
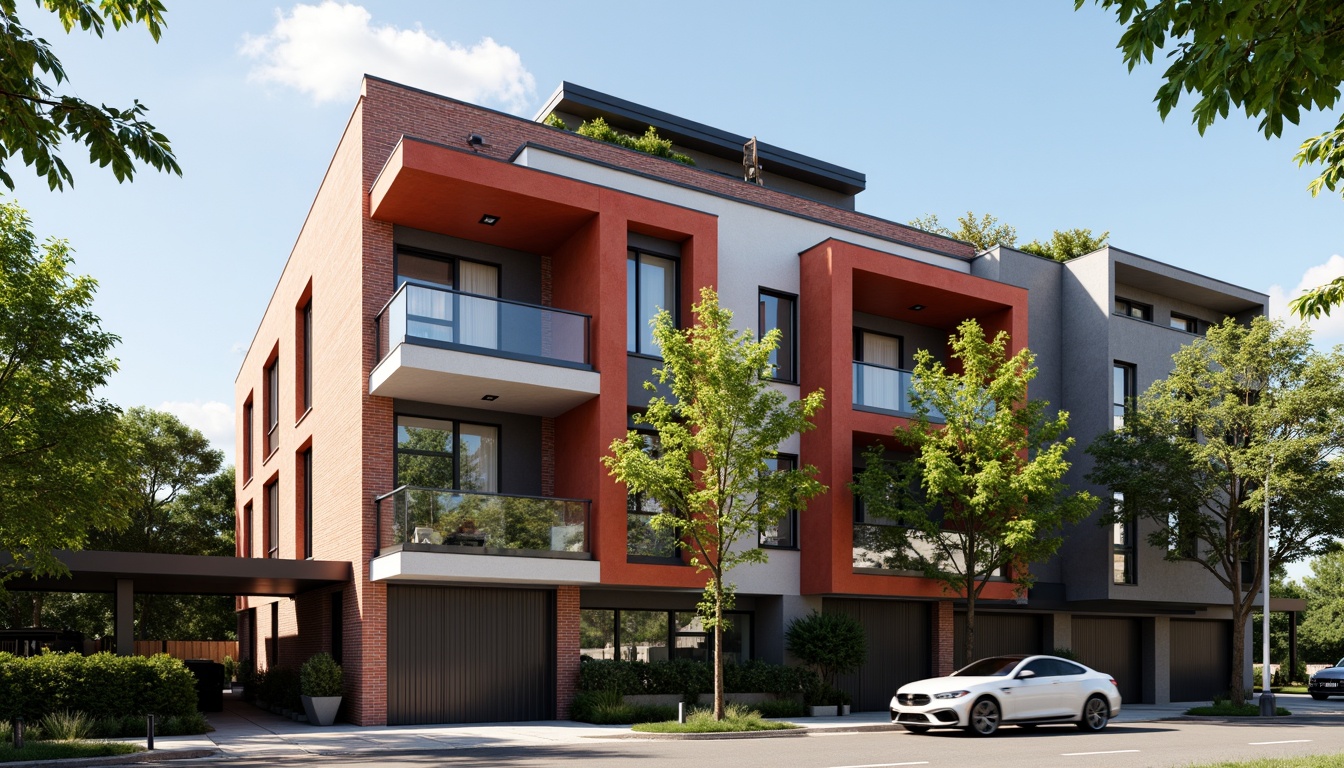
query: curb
2 748 217 767
586 723 904 740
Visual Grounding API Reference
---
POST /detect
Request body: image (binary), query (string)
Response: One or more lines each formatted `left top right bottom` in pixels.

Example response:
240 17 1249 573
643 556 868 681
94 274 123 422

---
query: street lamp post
1260 459 1276 717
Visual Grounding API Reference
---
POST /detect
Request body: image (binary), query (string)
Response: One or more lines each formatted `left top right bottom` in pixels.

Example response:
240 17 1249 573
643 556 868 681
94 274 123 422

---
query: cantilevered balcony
370 283 600 416
370 486 599 585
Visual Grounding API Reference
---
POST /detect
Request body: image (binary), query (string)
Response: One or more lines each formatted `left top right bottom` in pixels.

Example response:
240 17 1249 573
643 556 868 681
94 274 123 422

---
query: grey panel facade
387 584 556 724
826 598 931 712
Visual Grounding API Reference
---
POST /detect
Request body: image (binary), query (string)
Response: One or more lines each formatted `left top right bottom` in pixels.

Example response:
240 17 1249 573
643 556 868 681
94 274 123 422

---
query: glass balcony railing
375 283 591 368
375 486 590 556
852 362 943 420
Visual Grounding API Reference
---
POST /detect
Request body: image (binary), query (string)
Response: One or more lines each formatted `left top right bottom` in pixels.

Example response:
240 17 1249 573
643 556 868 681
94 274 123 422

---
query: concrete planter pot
302 695 342 726
808 705 839 717
840 704 851 716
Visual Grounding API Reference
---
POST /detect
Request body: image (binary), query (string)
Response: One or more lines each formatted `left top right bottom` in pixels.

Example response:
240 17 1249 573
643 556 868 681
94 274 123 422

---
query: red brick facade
555 585 581 719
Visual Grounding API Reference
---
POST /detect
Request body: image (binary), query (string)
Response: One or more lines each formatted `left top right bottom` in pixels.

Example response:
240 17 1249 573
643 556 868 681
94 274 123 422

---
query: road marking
831 763 930 768
1250 740 1312 745
1060 750 1140 756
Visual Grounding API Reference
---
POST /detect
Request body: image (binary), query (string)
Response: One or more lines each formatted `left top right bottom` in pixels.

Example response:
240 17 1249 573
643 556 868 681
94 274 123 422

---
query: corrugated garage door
388 585 555 725
953 612 1045 668
1170 619 1231 703
826 598 930 712
1073 616 1142 703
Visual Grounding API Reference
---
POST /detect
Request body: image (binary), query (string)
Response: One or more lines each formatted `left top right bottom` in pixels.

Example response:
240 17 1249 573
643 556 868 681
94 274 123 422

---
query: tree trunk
963 589 975 667
32 594 43 628
1230 600 1249 707
714 577 725 720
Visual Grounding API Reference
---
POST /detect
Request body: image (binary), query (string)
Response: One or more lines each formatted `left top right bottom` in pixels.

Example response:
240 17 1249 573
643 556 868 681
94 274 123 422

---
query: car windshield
1336 658 1344 668
953 657 1023 677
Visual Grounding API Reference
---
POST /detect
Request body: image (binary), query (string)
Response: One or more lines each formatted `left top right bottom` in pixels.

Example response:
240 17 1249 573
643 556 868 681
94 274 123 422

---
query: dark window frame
242 395 254 483
1114 297 1153 322
242 501 253 558
1170 312 1201 334
265 479 280 560
301 447 313 559
854 328 905 369
758 288 798 383
1113 361 1136 430
1113 493 1136 585
264 357 279 457
393 413 502 492
627 247 680 359
300 300 313 415
759 453 798 549
579 607 754 662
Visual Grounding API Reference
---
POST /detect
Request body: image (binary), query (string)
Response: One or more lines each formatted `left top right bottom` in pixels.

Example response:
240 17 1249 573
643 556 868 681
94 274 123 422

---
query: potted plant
786 611 867 716
300 652 343 726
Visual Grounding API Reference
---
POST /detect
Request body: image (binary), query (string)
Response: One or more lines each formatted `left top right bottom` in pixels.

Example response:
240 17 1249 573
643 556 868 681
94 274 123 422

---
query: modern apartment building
233 77 1268 726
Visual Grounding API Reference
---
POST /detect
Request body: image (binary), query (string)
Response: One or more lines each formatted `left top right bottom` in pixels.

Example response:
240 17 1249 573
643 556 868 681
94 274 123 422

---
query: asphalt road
157 718 1344 768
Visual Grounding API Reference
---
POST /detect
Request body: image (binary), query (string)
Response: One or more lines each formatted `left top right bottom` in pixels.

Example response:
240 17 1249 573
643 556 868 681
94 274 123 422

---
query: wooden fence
133 640 239 663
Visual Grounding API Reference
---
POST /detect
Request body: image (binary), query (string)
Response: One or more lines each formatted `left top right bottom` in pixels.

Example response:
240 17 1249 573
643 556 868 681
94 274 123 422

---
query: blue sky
12 0 1343 471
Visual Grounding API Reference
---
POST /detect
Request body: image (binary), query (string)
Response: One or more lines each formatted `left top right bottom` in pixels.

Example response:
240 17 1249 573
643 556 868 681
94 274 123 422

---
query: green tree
603 287 825 719
1251 573 1307 677
908 211 1017 251
1019 228 1110 262
0 0 180 190
1087 317 1344 706
852 320 1096 662
1078 1 1344 318
1295 552 1344 664
0 200 130 584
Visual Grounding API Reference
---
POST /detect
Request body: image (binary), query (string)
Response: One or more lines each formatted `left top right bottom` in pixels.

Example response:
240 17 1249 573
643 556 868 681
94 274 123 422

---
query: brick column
556 585 581 719
933 601 954 677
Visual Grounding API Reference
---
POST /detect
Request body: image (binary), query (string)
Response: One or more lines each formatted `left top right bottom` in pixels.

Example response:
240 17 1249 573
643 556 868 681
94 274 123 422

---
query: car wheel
1311 693 1329 701
903 725 930 734
967 697 1001 737
1078 694 1109 732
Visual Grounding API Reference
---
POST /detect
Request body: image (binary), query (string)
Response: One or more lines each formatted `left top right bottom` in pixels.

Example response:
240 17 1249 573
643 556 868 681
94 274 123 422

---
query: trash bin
183 659 224 712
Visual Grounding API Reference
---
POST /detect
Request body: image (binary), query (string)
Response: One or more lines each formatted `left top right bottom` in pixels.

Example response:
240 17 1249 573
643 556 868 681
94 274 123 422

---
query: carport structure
1 550 351 654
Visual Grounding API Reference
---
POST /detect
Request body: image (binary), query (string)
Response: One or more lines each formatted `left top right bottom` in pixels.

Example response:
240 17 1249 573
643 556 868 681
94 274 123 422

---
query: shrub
573 117 696 166
300 653 343 698
257 666 301 711
222 655 237 683
576 658 807 698
569 691 676 725
37 710 94 741
785 611 866 703
1273 659 1308 686
0 652 196 723
753 698 807 718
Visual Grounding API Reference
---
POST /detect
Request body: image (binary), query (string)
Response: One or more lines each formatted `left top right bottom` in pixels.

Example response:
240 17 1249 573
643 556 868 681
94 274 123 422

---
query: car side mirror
1016 669 1036 679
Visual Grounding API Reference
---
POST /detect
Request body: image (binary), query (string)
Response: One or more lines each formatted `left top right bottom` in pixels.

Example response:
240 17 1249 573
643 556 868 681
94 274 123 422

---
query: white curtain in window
458 423 498 493
459 261 499 349
859 332 902 411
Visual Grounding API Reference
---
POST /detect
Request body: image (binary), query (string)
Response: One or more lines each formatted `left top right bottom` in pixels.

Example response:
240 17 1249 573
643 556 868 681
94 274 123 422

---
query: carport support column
115 579 134 656
1147 617 1170 705
932 601 954 677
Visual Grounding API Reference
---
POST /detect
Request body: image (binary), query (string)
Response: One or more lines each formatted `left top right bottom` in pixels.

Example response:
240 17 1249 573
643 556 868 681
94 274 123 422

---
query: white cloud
1267 253 1344 349
241 2 536 113
159 400 236 465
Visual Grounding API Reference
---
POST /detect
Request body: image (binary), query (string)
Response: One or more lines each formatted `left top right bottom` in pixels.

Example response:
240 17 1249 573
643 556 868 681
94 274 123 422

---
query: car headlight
934 690 970 699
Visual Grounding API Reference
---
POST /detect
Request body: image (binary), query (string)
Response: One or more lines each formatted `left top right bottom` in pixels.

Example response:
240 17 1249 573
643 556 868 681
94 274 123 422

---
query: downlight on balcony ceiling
909 304 926 311
479 214 500 226
481 394 499 401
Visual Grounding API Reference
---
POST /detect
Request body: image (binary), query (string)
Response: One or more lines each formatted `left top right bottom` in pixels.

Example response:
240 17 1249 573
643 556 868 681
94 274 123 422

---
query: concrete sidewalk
119 691 1344 759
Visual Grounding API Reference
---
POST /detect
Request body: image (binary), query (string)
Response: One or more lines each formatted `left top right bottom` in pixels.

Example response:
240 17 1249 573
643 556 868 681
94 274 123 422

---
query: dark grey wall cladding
387 584 555 725
392 399 543 497
825 598 931 712
394 225 542 305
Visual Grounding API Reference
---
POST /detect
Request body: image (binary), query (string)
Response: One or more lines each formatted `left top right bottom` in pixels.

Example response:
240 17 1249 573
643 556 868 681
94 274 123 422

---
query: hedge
576 658 812 698
0 652 198 722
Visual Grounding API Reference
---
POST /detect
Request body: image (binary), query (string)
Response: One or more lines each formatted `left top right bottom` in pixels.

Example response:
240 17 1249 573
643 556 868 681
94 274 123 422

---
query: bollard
146 713 155 751
13 717 23 750
678 702 685 724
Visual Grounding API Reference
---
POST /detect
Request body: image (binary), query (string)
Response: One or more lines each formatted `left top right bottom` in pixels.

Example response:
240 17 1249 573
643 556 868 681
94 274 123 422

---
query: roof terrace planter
370 283 600 416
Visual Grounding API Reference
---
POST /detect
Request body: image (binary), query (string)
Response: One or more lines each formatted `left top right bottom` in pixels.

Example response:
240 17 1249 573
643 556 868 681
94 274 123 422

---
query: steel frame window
758 289 797 383
627 248 678 358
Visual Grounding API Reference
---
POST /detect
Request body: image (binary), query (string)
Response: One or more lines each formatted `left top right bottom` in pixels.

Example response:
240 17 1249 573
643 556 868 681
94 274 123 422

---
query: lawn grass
631 704 798 733
0 741 143 763
1254 685 1308 694
1185 702 1292 716
1189 756 1344 768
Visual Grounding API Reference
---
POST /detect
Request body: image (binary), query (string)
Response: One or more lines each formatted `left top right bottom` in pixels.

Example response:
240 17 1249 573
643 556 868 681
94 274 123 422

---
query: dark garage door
388 585 555 725
953 612 1045 668
1073 616 1142 703
1171 619 1231 703
826 598 930 712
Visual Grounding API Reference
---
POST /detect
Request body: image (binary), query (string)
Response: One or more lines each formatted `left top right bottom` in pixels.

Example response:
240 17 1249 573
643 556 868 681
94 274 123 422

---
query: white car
890 654 1122 736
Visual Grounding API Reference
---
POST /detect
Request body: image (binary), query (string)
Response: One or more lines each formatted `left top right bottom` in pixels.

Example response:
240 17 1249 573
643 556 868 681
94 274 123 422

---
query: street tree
852 320 1096 663
1295 551 1344 664
1078 0 1344 318
603 287 825 719
1087 317 1344 706
0 0 180 190
0 200 130 584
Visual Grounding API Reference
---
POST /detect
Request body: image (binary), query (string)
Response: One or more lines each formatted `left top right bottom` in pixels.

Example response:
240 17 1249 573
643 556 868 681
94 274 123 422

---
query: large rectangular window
301 448 313 559
627 249 677 357
395 416 498 492
1170 312 1201 334
265 480 279 559
299 300 312 414
758 289 796 383
1112 362 1136 430
759 453 797 549
1113 493 1136 585
1114 297 1152 321
242 396 254 482
579 608 752 663
626 433 678 559
264 358 279 456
